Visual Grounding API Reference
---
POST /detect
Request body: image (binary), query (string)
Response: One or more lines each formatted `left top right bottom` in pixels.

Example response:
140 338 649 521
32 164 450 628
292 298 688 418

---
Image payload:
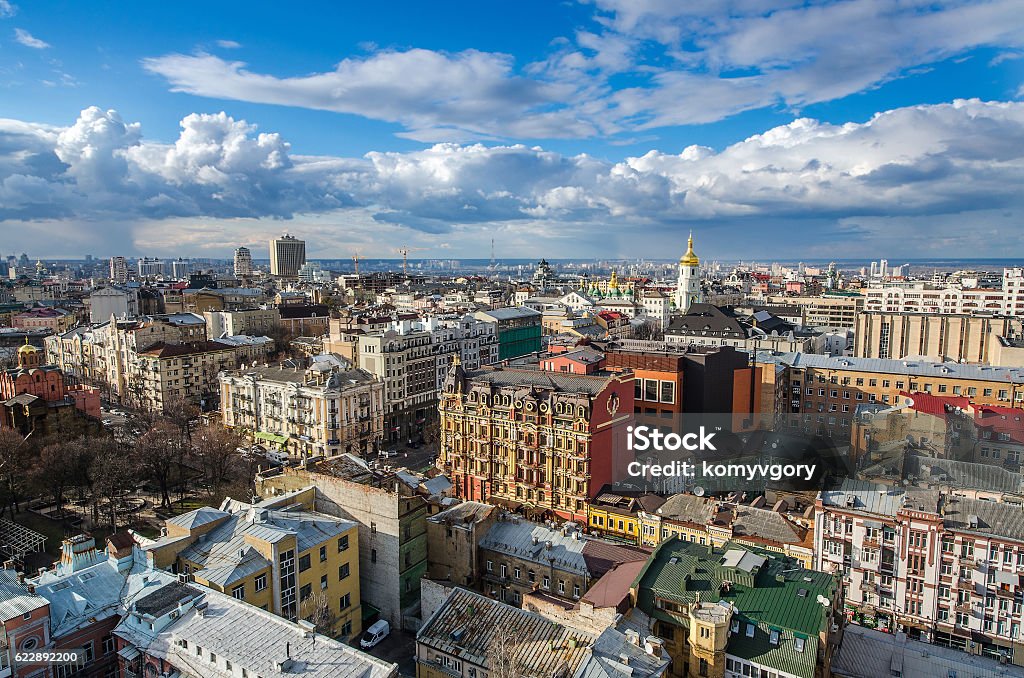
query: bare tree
632 320 665 341
301 591 340 636
190 422 246 500
0 428 32 518
30 437 92 517
90 438 139 530
137 421 185 509
488 625 532 678
164 394 199 444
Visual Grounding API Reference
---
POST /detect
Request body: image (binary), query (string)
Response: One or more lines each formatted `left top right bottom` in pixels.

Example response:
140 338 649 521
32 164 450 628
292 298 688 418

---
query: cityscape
2 2 1024 678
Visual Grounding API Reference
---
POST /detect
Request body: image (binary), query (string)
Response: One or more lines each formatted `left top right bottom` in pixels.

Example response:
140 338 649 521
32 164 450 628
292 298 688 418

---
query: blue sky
1 0 1024 260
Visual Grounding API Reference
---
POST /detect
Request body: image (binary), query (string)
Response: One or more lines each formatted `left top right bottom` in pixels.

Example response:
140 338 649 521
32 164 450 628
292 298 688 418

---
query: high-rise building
109 256 129 283
137 257 163 277
233 246 252 277
170 257 192 278
675 232 702 312
269 233 306 278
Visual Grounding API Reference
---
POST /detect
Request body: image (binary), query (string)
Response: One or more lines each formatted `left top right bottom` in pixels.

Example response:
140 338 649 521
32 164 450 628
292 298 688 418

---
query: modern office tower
269 233 306 278
233 246 253 277
170 257 192 278
879 258 889 278
109 256 129 283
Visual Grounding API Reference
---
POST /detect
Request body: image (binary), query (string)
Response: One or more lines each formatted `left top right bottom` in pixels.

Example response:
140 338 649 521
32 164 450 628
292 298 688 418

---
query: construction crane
396 246 427 277
351 250 363 277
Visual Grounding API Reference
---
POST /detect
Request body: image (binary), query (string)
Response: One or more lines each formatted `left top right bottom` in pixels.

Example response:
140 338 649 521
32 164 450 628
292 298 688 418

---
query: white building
109 256 129 283
89 285 139 323
863 268 1024 317
675 233 702 312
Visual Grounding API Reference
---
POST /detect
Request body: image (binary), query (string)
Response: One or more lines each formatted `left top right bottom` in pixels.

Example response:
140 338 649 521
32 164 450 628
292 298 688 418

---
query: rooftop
755 351 1024 383
479 520 588 575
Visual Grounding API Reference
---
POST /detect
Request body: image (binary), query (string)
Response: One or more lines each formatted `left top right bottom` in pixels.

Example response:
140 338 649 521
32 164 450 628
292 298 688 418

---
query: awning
118 646 141 662
361 603 380 622
254 432 288 445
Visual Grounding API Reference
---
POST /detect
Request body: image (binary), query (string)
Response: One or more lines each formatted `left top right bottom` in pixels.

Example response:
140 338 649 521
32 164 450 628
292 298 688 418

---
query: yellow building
635 493 815 569
143 488 362 640
587 492 666 544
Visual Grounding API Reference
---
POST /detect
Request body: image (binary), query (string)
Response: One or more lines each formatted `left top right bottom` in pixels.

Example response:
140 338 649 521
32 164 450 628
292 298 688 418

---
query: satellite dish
817 595 831 607
693 486 706 497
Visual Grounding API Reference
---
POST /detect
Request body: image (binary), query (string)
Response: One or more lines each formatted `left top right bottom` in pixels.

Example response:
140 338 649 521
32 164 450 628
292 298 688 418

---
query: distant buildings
854 311 1023 365
269 233 306 278
233 246 253 277
473 306 543 360
109 256 129 284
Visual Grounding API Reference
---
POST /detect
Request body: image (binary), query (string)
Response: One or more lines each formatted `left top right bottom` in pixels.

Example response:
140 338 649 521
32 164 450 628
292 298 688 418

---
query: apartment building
203 307 281 337
11 307 76 333
861 268 1024 316
220 362 384 458
816 479 1024 665
438 361 634 523
256 458 450 631
664 303 813 353
757 352 1024 439
144 489 362 639
474 306 543 360
765 293 864 329
135 339 237 411
634 539 840 678
358 323 436 444
855 311 1023 364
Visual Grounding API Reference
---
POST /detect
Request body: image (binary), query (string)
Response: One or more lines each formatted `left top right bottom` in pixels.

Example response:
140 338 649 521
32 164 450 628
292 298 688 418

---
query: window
339 563 350 580
660 381 675 404
255 574 267 591
341 620 352 637
300 583 312 600
338 535 349 552
486 560 493 572
746 623 755 638
232 585 245 599
299 554 311 572
319 545 327 562
102 635 116 655
371 549 377 563
794 636 806 653
321 574 328 590
340 593 351 610
82 641 94 662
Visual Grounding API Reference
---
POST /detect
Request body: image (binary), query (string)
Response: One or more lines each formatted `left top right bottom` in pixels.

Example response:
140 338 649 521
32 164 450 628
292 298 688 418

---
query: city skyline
1 1 1023 259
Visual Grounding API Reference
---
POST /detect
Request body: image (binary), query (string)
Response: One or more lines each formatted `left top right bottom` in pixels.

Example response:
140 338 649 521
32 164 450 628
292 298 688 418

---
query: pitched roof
418 587 594 676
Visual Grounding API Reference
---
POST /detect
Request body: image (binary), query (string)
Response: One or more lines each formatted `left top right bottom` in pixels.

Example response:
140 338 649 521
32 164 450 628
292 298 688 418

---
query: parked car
360 620 390 649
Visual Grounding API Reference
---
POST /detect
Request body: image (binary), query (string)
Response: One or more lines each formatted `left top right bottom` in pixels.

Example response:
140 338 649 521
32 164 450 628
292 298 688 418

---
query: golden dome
680 233 699 266
18 342 39 355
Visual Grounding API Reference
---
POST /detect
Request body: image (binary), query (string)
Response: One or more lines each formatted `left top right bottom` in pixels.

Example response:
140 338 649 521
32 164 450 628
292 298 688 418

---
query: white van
265 450 290 466
360 619 390 649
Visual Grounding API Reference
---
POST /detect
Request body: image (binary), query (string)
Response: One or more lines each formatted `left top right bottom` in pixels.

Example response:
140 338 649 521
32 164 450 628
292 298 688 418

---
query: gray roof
573 626 670 678
159 503 356 588
418 587 594 676
905 456 1024 495
479 520 589 575
0 569 47 622
657 493 713 524
756 351 1024 384
820 478 907 518
467 367 612 396
731 507 805 545
476 306 543 321
166 507 229 530
144 587 397 678
944 496 1024 542
428 501 495 526
832 625 1023 678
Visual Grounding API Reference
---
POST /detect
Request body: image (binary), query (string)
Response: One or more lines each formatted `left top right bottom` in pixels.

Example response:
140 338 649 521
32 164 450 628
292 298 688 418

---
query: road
350 629 416 676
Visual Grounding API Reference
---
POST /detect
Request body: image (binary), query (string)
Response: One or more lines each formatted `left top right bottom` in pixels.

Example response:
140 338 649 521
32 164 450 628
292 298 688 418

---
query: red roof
974 404 1024 444
901 391 971 418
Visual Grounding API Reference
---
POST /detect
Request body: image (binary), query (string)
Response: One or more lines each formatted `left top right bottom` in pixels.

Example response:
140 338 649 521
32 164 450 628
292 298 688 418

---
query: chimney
624 629 641 647
644 637 664 658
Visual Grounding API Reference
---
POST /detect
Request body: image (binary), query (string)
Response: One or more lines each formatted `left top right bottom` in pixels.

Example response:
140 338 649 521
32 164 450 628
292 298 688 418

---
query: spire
680 231 699 267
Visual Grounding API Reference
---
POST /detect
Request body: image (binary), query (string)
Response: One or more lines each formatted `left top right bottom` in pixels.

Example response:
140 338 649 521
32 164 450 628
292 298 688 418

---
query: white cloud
0 1 16 18
140 0 1024 141
2 99 1024 257
215 39 242 49
143 49 592 142
14 27 48 49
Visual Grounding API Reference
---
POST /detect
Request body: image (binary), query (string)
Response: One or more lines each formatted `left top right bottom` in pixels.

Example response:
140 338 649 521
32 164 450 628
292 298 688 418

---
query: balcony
860 582 878 593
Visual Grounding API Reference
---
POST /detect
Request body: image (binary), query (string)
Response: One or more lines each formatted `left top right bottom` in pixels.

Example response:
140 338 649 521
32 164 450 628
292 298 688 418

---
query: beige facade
855 311 1023 365
220 363 384 458
766 294 863 329
136 340 237 411
204 307 281 337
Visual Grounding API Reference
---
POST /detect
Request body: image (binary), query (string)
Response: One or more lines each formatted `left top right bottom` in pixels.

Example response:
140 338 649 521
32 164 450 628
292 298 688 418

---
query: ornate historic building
437 358 633 523
675 233 703 313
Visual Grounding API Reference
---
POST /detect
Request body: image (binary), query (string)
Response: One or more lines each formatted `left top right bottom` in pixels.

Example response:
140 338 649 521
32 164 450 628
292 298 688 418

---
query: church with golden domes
675 232 703 312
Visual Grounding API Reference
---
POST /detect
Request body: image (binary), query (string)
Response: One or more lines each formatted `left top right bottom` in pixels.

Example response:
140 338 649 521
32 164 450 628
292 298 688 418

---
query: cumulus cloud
140 1 1024 141
143 50 591 142
13 27 48 48
2 99 1024 257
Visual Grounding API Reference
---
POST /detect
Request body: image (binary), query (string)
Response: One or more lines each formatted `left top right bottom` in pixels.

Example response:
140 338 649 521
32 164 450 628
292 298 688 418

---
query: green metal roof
634 538 837 678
